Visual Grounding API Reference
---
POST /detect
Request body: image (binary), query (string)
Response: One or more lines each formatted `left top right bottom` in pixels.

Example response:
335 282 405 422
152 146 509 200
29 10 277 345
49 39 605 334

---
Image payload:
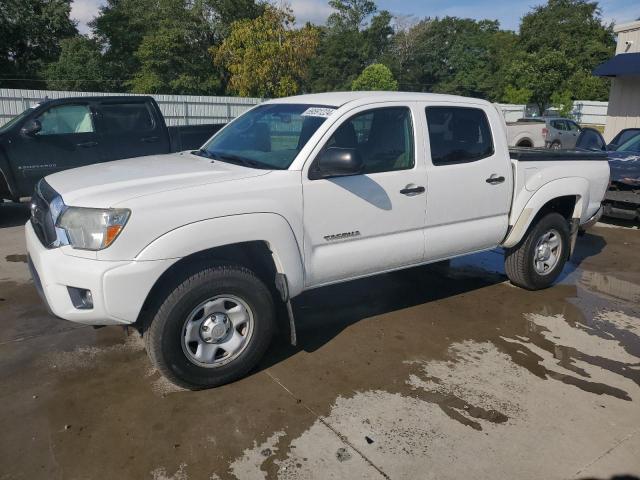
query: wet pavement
1 202 639 479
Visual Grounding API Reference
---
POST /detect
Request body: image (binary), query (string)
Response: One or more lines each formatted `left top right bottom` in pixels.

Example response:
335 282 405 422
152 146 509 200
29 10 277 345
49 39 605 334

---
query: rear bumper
603 189 640 221
26 221 176 325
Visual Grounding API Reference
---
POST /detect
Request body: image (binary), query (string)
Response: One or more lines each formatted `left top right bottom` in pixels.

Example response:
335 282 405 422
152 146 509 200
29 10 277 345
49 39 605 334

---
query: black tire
550 141 562 150
504 213 570 290
145 264 275 389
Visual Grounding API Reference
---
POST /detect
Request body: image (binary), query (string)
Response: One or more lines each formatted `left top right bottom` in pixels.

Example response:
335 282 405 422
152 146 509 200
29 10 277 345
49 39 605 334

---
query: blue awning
593 52 640 77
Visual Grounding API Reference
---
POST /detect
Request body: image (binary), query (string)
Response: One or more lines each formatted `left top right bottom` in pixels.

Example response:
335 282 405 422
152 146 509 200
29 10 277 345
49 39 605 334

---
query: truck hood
45 151 271 207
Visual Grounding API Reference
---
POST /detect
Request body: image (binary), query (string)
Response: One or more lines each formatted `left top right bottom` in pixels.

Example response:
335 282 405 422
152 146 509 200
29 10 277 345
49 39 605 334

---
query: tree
307 1 393 92
90 0 264 93
0 0 77 88
504 50 574 113
387 17 517 100
351 64 397 90
502 85 532 105
213 6 319 97
45 36 111 91
517 0 614 102
327 0 376 31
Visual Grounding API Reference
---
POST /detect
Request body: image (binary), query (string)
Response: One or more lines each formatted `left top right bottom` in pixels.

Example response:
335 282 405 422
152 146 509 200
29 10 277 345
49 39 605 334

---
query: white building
594 20 640 142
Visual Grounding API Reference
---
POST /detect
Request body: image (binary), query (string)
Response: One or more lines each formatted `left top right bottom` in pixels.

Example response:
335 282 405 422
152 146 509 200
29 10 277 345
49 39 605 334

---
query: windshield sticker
301 107 336 118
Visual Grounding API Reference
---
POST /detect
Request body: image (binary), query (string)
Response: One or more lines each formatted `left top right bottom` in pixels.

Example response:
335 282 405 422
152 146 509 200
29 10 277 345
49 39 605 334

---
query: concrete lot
0 202 639 480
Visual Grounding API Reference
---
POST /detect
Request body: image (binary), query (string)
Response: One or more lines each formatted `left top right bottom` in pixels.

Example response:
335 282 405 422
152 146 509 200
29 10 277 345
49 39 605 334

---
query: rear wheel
504 213 570 290
550 141 562 150
145 264 275 389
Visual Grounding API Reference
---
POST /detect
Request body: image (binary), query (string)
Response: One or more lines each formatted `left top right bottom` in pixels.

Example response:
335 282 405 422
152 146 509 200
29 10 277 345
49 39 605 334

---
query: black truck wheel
504 213 570 290
145 264 275 389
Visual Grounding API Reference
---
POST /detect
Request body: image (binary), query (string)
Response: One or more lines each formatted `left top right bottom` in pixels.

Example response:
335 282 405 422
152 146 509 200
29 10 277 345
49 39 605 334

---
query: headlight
56 207 130 250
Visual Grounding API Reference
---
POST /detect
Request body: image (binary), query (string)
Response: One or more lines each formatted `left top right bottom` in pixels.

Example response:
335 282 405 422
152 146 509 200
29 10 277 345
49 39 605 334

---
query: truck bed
509 147 608 162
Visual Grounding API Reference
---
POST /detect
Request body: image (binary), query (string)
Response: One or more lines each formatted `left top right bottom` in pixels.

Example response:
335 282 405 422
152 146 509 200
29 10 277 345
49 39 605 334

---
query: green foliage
128 25 220 94
1 0 619 107
550 90 574 118
504 50 574 113
386 17 518 100
513 0 615 107
214 7 319 97
45 37 111 91
307 2 393 91
0 0 77 88
502 85 533 105
351 64 398 91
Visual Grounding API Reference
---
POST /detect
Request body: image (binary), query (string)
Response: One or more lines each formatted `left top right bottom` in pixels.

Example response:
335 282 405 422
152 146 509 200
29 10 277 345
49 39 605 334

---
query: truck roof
265 91 493 108
34 95 155 106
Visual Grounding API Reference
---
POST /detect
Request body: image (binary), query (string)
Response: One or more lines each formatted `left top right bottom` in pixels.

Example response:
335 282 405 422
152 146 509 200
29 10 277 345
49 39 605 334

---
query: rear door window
37 104 94 135
550 120 566 131
425 106 494 165
99 102 155 133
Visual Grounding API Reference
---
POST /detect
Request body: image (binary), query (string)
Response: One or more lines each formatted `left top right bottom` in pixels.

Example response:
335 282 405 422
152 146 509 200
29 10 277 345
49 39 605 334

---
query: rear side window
550 120 566 131
99 102 155 133
425 107 494 165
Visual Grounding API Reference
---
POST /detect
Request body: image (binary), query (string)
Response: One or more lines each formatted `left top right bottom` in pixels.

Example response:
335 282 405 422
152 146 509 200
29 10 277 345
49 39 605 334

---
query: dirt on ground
0 203 639 479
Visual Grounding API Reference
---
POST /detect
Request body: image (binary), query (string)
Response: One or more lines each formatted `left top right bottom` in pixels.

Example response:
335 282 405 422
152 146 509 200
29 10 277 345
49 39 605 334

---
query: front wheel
504 213 570 290
145 264 275 389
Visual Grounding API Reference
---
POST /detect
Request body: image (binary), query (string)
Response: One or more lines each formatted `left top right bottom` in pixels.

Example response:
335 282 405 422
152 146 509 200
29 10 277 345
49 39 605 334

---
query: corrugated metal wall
0 88 262 127
0 88 610 129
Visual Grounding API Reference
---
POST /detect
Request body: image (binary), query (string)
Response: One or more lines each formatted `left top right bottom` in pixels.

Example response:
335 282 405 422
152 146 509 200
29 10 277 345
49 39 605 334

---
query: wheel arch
503 178 589 248
132 213 305 328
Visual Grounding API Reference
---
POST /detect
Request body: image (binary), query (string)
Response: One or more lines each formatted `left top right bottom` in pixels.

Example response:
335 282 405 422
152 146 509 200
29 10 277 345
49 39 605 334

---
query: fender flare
503 177 589 248
136 213 306 297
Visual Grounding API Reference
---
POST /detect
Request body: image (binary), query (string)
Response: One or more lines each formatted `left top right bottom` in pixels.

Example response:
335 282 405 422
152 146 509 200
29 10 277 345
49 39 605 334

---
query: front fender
136 213 306 297
503 177 589 248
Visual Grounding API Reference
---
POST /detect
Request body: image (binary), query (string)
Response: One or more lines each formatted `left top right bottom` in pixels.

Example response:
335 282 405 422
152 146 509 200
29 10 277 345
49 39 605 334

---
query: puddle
5 254 27 263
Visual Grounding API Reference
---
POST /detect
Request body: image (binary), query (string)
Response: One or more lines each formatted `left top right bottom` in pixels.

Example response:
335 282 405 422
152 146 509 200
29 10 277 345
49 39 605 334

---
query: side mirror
21 119 42 136
311 147 364 180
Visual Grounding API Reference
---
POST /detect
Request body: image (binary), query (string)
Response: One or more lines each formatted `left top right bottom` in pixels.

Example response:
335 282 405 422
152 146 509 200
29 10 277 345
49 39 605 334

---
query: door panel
423 104 511 261
9 103 103 195
96 101 170 160
302 105 427 287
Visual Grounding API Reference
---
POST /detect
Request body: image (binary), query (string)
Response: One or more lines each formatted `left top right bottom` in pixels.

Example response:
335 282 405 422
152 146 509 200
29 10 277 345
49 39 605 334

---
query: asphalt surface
1 202 639 480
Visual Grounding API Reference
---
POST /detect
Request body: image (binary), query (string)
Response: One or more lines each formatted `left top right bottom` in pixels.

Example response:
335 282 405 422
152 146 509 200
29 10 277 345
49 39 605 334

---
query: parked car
0 96 225 201
506 117 582 149
576 127 640 221
26 92 609 389
607 128 640 150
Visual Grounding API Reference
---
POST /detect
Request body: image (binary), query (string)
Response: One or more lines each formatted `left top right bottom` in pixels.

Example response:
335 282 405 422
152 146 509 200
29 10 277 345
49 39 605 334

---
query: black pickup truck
0 96 226 201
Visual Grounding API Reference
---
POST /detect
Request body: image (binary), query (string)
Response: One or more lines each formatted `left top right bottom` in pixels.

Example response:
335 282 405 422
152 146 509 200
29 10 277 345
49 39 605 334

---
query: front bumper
26 221 176 325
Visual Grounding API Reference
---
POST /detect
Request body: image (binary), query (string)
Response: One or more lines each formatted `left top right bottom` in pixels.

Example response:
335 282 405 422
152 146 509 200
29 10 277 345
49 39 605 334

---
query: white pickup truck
26 92 609 389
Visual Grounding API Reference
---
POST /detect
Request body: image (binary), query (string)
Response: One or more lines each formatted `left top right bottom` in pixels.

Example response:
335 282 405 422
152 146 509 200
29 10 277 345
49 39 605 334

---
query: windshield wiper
209 151 277 170
192 148 215 160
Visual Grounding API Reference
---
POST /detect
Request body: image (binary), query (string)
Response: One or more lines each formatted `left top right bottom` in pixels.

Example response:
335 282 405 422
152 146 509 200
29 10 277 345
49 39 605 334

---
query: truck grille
30 180 59 247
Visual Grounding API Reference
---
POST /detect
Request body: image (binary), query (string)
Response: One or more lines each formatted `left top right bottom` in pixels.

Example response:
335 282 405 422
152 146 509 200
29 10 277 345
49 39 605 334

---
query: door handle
141 136 159 143
400 185 425 196
77 141 98 148
486 174 505 185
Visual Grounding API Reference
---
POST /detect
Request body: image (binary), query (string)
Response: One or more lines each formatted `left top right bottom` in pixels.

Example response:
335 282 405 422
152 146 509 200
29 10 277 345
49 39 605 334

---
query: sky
71 0 640 34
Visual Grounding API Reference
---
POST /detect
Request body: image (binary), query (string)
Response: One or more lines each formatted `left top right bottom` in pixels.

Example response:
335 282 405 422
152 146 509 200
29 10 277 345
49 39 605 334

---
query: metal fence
0 88 262 127
0 88 610 128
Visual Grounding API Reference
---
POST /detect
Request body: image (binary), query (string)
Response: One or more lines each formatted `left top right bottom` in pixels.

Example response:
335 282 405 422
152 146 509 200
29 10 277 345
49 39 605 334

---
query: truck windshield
0 108 34 133
201 104 335 170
